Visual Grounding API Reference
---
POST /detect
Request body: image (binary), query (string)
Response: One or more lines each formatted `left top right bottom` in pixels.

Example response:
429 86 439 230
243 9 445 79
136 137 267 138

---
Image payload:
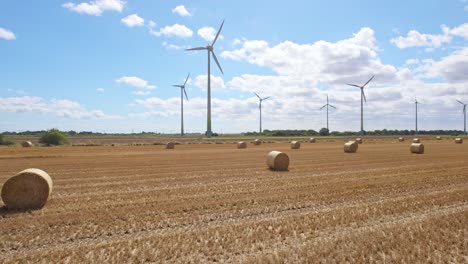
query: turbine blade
172 85 181 87
183 73 190 86
362 90 367 102
254 92 261 99
329 104 337 109
212 19 225 46
184 88 188 101
456 100 465 105
211 51 223 74
186 46 207 51
320 105 327 110
263 96 271 101
347 83 361 88
362 75 375 87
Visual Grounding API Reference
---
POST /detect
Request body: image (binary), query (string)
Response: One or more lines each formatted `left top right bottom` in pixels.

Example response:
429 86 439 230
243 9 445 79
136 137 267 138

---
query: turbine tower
415 98 420 135
457 100 467 134
347 75 374 136
254 93 271 134
186 20 225 138
172 73 190 136
319 95 336 132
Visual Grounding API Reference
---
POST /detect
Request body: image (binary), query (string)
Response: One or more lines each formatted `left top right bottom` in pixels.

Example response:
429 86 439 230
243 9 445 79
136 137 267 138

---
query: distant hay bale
344 141 358 153
398 137 405 142
290 141 300 149
410 143 424 154
1 168 53 210
355 138 363 144
237 141 247 149
254 139 261 146
436 136 442 140
413 138 420 143
455 138 463 144
166 142 175 149
21 141 33 148
309 138 316 143
266 151 289 171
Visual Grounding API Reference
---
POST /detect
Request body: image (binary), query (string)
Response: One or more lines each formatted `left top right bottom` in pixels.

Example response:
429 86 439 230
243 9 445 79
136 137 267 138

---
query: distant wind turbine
415 98 421 134
172 73 190 136
319 95 336 132
186 20 225 138
457 100 467 134
347 75 374 136
254 93 271 134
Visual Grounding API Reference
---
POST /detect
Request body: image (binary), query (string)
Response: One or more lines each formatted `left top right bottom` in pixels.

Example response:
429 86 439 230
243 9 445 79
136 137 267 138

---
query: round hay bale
412 138 420 143
254 139 261 146
166 142 175 149
237 141 247 149
436 136 442 140
410 143 424 154
309 138 316 143
290 141 300 149
355 138 363 144
398 137 405 142
1 168 53 210
455 138 463 144
266 151 289 171
344 141 358 153
21 141 33 148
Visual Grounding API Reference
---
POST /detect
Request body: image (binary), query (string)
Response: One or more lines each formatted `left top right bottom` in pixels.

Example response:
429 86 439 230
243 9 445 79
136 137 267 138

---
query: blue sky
0 0 467 133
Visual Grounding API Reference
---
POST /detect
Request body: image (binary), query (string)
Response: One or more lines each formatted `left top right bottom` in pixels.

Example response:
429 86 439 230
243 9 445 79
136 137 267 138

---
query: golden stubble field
0 139 467 263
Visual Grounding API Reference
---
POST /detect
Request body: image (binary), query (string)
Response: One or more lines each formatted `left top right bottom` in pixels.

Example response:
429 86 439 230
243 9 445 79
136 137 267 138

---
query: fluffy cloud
172 5 191 17
417 47 468 83
0 27 16 40
62 0 125 16
194 75 225 91
150 24 193 38
121 14 144 27
197 27 223 42
450 23 468 39
0 96 119 119
96 88 105 92
132 90 151 96
116 76 156 90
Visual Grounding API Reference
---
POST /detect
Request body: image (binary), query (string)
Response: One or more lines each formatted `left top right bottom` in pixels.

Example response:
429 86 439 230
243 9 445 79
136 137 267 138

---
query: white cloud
132 90 151 96
148 20 156 28
0 96 119 119
194 75 225 91
172 5 191 17
417 47 468 83
150 24 193 38
62 0 125 16
96 88 105 92
405 58 420 65
162 41 189 50
116 76 156 90
450 23 468 39
0 27 16 40
197 27 223 42
232 38 243 46
121 14 144 27
390 25 452 50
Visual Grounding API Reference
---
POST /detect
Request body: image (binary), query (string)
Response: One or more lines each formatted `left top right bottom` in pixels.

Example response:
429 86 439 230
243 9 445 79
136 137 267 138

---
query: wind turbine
347 75 374 136
186 20 225 138
415 98 420 135
457 100 467 134
254 93 271 134
172 73 190 136
319 95 336 132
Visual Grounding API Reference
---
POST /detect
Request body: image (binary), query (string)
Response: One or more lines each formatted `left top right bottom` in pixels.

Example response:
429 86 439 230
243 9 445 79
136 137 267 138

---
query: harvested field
0 140 467 263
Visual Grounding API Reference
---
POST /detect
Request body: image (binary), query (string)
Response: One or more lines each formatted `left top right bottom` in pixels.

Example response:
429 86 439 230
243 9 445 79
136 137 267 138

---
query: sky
0 0 467 134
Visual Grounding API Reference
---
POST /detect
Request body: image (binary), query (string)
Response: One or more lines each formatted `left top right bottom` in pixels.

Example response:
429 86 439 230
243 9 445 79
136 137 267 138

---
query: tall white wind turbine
319 95 336 132
347 75 374 136
172 73 190 136
254 93 271 134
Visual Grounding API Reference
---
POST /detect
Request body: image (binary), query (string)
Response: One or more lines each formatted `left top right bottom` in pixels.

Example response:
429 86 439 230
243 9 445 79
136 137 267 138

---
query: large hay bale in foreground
237 141 247 149
344 141 358 153
355 138 363 144
410 143 424 154
413 138 420 143
436 136 442 140
254 139 261 146
290 141 300 149
21 141 33 148
1 168 53 210
166 142 175 149
398 137 405 142
309 138 316 143
455 138 463 144
266 151 289 171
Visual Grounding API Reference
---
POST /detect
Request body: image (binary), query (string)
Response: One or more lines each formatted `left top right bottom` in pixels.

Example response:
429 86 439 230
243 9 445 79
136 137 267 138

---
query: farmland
0 138 467 263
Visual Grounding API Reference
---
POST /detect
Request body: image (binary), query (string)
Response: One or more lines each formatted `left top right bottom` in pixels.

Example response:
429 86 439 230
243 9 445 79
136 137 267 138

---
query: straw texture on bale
1 168 53 210
309 138 316 143
455 138 463 144
237 141 247 149
413 138 420 143
344 141 358 153
398 137 405 142
436 136 442 140
21 141 33 147
166 142 175 149
410 143 424 154
290 141 300 149
355 138 363 144
254 139 261 145
266 151 289 171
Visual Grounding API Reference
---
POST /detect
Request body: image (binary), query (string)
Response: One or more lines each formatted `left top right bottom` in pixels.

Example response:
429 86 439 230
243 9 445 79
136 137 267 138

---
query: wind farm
1 1 467 263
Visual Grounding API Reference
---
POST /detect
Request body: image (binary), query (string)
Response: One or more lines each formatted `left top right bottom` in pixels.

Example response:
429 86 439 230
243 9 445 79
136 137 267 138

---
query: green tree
39 129 69 146
319 128 330 136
